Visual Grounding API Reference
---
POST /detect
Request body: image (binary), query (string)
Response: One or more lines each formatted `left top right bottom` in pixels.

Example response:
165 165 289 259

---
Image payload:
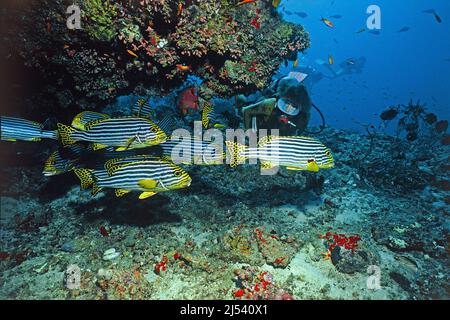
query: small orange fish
177 3 183 16
127 49 138 58
176 64 191 71
328 55 334 65
321 17 334 28
63 44 70 49
238 0 257 5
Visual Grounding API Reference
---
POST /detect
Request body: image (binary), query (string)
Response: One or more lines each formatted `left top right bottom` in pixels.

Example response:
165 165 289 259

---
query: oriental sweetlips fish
57 116 167 151
43 144 86 176
155 136 225 166
226 136 334 172
74 156 192 199
1 116 57 142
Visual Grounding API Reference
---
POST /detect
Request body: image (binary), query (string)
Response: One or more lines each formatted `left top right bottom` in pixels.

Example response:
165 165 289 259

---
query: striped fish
74 157 192 199
43 143 153 177
132 98 156 118
71 111 109 130
43 144 85 176
57 117 167 151
201 103 226 129
226 135 334 172
1 116 57 142
157 136 225 165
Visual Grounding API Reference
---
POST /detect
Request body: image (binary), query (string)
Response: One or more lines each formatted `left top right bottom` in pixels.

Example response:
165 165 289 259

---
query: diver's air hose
304 103 326 134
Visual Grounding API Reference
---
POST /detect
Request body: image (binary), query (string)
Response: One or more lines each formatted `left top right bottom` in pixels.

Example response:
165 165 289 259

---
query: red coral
99 226 111 237
250 16 261 30
320 232 361 254
154 255 169 274
254 227 267 244
234 289 245 298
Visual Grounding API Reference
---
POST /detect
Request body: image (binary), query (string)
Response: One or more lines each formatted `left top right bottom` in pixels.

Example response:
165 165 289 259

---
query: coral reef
2 0 310 117
1 125 448 300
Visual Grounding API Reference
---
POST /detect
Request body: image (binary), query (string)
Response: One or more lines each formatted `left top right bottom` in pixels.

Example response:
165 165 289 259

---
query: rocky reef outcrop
1 0 309 119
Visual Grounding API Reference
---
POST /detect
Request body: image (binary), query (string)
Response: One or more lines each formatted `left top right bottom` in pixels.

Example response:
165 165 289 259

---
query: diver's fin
71 111 109 130
57 123 77 147
307 161 319 173
137 179 158 189
73 168 95 190
115 189 130 197
225 141 248 168
139 191 157 199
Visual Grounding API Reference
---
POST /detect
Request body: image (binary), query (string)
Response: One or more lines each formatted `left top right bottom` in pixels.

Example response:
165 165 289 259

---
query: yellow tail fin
43 152 59 175
225 141 248 168
57 123 77 147
73 168 94 190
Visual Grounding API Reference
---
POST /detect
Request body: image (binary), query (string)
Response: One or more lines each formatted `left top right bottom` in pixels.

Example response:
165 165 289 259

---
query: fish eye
325 150 331 156
174 171 182 177
150 126 159 133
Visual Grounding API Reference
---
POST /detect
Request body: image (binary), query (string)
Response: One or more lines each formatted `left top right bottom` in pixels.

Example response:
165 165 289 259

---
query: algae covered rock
220 226 265 266
254 227 297 268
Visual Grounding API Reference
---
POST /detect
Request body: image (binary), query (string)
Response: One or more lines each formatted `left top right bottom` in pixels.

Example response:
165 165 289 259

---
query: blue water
279 0 450 132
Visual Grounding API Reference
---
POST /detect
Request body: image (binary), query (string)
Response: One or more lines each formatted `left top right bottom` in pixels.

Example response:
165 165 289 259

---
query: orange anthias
321 17 334 28
238 0 257 5
176 64 191 71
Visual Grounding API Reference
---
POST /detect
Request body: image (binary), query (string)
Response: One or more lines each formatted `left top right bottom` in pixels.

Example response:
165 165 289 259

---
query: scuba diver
237 72 313 135
236 56 366 135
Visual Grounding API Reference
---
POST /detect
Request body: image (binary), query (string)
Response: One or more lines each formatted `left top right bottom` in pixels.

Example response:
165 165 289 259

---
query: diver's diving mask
276 98 300 116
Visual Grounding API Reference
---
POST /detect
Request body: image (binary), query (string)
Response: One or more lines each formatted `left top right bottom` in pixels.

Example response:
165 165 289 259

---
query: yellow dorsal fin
115 189 130 197
138 179 158 189
84 119 105 130
71 111 109 130
139 191 157 199
105 162 125 176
